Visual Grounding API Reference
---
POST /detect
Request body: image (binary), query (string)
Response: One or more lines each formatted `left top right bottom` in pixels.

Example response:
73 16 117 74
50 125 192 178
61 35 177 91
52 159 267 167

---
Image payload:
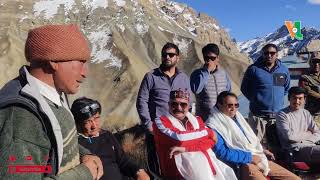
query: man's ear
48 61 59 71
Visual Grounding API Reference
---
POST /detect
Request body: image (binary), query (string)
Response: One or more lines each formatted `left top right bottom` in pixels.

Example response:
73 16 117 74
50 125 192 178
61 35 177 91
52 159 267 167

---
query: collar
78 132 100 138
29 74 62 106
158 66 180 76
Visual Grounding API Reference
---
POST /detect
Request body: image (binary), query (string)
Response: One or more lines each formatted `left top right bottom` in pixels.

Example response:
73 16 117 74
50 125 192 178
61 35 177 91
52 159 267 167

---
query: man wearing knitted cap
153 89 237 180
0 24 103 180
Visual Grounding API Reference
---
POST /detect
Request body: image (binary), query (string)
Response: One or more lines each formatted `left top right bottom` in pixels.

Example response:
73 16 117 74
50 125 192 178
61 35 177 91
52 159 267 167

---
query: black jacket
78 130 140 180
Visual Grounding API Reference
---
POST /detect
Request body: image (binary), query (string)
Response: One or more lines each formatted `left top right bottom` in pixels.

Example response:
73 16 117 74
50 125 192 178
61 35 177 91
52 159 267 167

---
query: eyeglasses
170 101 188 109
162 53 177 58
264 51 277 56
79 103 100 119
204 55 217 61
227 103 239 108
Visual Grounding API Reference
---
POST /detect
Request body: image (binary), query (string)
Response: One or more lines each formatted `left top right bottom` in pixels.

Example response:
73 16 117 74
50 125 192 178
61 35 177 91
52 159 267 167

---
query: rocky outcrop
0 0 250 130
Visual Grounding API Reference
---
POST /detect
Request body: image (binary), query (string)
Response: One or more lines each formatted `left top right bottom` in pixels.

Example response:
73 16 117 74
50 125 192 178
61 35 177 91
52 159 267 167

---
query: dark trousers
146 132 161 179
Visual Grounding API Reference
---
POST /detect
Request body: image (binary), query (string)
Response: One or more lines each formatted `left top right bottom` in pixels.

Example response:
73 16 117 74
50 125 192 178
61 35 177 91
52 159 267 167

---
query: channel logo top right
285 21 304 40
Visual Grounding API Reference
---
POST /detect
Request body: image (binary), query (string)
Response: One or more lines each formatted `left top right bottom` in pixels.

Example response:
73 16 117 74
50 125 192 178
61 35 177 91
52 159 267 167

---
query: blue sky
174 0 320 42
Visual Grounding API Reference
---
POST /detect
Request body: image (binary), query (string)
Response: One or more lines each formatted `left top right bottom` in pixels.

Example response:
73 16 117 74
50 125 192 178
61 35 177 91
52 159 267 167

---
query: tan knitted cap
25 24 90 62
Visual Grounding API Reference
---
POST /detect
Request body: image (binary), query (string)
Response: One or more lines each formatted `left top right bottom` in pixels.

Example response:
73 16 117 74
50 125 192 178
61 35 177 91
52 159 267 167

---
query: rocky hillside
238 25 320 61
0 0 250 130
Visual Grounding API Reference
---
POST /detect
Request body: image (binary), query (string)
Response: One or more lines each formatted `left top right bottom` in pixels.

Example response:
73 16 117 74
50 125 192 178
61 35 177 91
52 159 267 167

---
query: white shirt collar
29 75 62 106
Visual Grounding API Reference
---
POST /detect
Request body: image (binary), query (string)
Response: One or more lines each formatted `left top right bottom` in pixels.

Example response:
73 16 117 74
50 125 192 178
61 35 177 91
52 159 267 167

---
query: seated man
276 87 320 164
207 91 300 180
71 97 149 180
153 89 237 180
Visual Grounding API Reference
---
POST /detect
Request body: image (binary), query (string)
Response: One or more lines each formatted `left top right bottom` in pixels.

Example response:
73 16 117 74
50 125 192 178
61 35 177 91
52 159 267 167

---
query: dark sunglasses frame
170 101 188 108
227 103 239 108
162 52 177 58
204 55 218 61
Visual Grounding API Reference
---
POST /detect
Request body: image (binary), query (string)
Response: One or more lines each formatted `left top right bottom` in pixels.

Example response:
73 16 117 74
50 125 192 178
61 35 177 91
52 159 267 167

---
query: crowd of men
0 24 319 180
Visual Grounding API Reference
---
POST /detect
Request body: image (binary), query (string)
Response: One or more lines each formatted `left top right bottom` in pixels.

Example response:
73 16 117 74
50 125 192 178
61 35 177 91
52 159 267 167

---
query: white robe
166 112 238 180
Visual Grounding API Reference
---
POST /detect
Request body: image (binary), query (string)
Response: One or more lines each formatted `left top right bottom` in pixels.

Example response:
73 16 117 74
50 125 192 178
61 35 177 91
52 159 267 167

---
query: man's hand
205 60 217 72
81 155 103 180
263 149 275 161
148 125 153 134
169 146 186 159
136 169 150 180
251 155 261 165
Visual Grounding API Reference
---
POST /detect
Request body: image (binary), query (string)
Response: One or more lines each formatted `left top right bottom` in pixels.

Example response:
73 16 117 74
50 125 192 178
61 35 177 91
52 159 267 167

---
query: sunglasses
162 52 177 58
264 51 277 56
170 101 188 109
80 103 100 119
204 55 217 61
227 103 239 108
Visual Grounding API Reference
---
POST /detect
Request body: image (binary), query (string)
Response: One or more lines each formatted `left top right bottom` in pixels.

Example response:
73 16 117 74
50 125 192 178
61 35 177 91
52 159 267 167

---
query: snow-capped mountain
0 0 250 130
238 25 320 61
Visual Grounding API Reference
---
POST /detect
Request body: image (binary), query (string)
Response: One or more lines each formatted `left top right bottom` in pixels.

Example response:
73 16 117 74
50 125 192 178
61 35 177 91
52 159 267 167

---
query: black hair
161 42 180 56
202 43 220 57
262 43 278 52
216 91 238 106
288 86 307 100
71 97 101 125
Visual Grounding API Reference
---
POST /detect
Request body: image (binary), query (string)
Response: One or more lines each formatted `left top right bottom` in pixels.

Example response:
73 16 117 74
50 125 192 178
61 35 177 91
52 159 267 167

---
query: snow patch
82 0 108 13
158 26 164 31
87 26 122 69
18 5 23 10
33 0 76 19
173 35 192 56
113 0 126 7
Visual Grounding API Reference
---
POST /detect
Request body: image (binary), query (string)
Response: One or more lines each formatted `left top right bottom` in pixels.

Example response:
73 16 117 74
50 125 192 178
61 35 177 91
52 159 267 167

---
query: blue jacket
213 130 252 165
241 58 290 114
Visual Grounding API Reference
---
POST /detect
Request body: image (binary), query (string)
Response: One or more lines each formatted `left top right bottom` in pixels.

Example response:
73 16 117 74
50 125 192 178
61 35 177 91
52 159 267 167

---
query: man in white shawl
153 89 237 180
206 91 300 180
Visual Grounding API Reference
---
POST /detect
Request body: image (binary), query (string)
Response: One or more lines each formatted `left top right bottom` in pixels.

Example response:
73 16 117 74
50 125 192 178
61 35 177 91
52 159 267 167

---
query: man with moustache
153 89 237 180
276 87 320 164
0 24 103 179
136 42 191 176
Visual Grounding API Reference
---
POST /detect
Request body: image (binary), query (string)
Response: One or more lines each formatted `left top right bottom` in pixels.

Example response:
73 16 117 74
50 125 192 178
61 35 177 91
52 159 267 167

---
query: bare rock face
0 0 249 131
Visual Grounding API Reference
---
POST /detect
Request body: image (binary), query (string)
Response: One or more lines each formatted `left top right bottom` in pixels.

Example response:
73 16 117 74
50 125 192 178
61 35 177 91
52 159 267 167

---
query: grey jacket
0 66 92 179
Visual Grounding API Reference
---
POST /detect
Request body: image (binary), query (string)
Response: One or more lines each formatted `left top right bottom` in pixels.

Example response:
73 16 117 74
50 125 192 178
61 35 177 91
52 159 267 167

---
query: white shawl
166 112 237 180
206 107 270 176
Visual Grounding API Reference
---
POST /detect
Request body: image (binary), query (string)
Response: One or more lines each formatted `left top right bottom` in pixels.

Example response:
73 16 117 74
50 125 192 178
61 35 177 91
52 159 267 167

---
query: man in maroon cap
153 89 237 180
0 24 103 179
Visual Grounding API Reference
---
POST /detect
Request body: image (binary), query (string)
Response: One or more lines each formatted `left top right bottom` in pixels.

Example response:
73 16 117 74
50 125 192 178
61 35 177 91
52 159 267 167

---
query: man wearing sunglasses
153 89 237 180
241 43 290 150
299 48 320 127
207 91 299 180
190 43 231 121
136 42 191 176
0 24 103 179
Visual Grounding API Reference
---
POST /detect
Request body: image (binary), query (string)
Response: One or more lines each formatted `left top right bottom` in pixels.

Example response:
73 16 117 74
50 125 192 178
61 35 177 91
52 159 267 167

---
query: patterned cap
170 88 190 100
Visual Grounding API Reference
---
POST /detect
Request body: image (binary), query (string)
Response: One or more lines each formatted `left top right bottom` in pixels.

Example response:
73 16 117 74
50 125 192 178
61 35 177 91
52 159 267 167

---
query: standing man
241 43 290 149
136 42 191 176
276 87 320 164
0 24 103 179
299 52 320 126
190 43 231 121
